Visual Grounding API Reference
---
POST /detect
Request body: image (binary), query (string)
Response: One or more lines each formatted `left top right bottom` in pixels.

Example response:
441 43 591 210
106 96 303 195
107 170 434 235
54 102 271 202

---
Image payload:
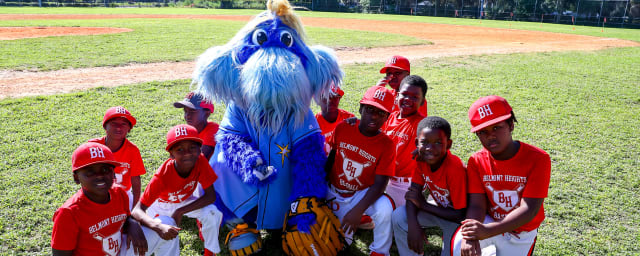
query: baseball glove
282 197 345 256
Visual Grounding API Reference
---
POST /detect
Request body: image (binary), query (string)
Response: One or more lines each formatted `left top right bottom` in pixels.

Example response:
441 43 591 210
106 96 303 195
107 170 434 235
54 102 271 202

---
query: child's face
74 163 115 200
415 127 451 166
397 83 424 117
169 140 201 173
320 95 342 115
105 117 131 141
384 67 409 91
359 104 389 136
183 107 209 129
475 120 514 156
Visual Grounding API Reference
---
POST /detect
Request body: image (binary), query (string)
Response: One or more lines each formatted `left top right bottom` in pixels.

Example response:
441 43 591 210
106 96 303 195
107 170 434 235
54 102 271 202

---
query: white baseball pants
121 215 180 256
392 205 459 256
385 177 411 208
451 215 537 256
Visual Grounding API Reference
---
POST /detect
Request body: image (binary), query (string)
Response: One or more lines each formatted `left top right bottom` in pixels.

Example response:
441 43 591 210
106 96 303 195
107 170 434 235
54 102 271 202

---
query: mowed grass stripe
0 18 427 71
1 47 638 255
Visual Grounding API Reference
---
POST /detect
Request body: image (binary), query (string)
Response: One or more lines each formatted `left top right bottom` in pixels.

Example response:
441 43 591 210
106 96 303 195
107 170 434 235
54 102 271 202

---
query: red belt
390 176 411 183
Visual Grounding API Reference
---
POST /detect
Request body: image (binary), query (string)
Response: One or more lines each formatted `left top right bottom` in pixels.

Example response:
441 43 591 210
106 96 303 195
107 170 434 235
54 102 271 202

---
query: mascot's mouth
240 47 312 134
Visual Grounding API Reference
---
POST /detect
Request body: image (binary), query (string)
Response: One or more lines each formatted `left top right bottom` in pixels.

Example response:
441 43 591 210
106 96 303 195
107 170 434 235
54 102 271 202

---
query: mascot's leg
288 132 328 232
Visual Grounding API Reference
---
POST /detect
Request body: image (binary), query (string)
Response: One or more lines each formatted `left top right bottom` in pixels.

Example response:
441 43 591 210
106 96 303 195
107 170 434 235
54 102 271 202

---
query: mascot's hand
253 158 276 181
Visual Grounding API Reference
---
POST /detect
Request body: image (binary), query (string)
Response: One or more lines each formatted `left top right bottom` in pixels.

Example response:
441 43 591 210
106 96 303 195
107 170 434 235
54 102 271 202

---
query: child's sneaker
359 215 375 230
370 251 385 256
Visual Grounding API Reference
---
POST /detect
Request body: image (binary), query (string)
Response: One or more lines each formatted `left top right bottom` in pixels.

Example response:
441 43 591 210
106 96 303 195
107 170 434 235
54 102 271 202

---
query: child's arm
341 174 389 234
459 193 487 256
460 197 544 240
404 182 425 254
123 216 148 256
172 184 216 226
131 202 181 240
131 176 141 208
406 185 466 223
201 145 215 160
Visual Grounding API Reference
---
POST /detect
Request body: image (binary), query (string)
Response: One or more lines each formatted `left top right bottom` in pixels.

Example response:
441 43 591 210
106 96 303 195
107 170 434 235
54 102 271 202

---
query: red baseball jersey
199 121 219 148
327 121 396 192
88 137 146 191
315 109 355 155
51 186 130 256
382 112 424 178
467 142 551 232
412 151 467 210
140 154 217 206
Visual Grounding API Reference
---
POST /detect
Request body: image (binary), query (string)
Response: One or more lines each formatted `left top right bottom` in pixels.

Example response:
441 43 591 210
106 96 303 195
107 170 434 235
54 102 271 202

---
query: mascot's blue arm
217 131 278 186
288 132 328 232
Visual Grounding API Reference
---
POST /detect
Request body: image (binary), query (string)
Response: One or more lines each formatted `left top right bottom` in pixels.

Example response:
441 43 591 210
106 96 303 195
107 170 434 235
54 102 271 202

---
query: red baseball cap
468 95 513 132
174 92 214 113
102 106 137 128
72 142 121 172
379 55 410 74
165 124 203 151
330 84 344 98
360 86 395 114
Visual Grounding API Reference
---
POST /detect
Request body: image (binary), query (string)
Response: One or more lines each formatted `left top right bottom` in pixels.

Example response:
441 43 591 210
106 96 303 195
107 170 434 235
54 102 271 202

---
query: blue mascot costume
193 0 344 254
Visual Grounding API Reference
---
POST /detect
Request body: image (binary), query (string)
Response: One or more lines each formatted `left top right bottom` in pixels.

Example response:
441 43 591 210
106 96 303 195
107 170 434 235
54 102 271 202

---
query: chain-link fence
2 0 638 28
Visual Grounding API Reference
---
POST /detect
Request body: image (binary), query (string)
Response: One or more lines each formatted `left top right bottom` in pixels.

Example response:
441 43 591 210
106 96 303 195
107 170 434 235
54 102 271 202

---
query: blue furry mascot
192 0 343 253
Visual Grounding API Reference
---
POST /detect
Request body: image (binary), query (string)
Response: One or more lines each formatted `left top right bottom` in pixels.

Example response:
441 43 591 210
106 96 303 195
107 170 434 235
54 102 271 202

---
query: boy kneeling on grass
452 96 551 256
51 142 149 256
131 124 222 256
392 116 467 256
325 85 397 256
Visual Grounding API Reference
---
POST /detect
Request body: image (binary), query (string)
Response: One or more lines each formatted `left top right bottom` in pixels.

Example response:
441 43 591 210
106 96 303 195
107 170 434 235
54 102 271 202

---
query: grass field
1 7 639 256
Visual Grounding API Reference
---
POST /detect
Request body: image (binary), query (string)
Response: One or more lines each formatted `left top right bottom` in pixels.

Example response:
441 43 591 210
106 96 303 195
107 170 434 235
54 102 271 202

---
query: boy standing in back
174 92 219 160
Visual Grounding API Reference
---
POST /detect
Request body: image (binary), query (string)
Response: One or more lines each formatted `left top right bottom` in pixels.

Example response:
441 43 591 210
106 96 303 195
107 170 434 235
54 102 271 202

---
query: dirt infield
0 14 638 99
0 26 132 40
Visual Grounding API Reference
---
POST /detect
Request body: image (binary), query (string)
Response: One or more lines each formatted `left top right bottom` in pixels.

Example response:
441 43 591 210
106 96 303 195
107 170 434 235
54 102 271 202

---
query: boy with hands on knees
131 124 222 256
452 96 551 256
325 85 397 256
51 142 148 256
392 116 467 256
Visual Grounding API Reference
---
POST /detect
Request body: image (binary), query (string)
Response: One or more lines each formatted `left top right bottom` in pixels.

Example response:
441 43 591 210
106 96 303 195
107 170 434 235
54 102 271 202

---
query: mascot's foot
225 223 262 256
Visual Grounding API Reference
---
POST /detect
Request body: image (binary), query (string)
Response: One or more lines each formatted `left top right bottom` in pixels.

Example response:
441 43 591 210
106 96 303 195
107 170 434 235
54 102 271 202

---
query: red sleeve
466 155 485 194
197 155 217 189
447 160 468 209
129 146 146 177
200 122 219 147
327 122 341 149
375 139 396 177
140 173 163 207
51 207 78 251
411 162 427 186
522 152 551 198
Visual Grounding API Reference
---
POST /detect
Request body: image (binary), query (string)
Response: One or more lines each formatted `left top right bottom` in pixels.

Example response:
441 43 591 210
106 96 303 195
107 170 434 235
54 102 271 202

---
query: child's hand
341 208 362 236
126 221 148 256
376 77 390 87
155 223 181 240
460 238 481 256
405 186 427 209
343 117 358 126
460 219 490 240
407 225 424 254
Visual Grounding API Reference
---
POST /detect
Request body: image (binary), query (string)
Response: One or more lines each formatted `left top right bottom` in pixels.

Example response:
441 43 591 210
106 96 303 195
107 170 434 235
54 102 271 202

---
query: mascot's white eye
252 29 268 45
280 31 293 47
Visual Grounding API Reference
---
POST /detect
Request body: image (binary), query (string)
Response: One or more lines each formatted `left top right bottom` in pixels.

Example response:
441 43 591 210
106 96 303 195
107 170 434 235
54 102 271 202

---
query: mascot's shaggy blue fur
193 0 342 232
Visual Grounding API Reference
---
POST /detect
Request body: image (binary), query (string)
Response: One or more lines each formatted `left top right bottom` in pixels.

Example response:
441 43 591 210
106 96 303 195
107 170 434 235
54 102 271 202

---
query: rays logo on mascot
192 0 345 255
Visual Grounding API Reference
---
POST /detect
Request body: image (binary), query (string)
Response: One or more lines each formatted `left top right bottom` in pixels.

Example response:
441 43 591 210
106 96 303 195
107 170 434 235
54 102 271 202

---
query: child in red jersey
383 75 428 207
174 92 219 160
452 96 551 256
89 106 146 210
392 116 467 256
51 142 148 256
131 124 222 256
315 85 355 155
325 85 396 256
377 56 427 116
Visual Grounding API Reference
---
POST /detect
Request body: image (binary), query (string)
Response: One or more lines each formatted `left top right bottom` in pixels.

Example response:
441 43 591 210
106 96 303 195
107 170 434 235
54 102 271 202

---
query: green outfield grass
0 18 427 71
1 46 639 255
3 7 640 42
